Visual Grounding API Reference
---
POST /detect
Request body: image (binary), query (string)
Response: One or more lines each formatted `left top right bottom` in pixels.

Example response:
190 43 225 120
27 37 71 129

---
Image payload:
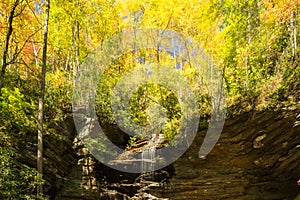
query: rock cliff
31 110 300 199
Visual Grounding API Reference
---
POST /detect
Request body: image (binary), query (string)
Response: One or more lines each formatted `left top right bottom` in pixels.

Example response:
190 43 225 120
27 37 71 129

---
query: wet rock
99 189 130 200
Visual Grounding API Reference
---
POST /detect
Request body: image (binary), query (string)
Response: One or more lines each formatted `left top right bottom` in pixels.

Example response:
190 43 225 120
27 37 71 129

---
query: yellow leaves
119 0 144 13
117 0 202 31
261 0 300 24
46 71 71 88
115 0 223 71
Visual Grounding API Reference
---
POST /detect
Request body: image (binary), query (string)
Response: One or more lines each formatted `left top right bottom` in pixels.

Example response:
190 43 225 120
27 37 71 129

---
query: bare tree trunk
0 0 19 94
74 21 80 79
71 20 80 80
71 0 80 81
245 0 252 92
292 10 297 58
37 0 50 196
291 12 296 58
33 42 41 68
255 0 261 42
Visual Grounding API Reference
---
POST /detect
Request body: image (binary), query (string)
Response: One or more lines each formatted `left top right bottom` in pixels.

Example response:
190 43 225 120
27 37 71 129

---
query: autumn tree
0 0 21 93
37 0 50 196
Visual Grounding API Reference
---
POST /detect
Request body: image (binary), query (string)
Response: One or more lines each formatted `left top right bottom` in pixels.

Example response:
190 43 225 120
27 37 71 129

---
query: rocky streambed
52 110 300 199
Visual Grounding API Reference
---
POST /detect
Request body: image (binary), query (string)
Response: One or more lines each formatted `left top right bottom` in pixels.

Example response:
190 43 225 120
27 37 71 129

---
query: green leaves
0 146 46 199
0 87 46 199
0 87 36 133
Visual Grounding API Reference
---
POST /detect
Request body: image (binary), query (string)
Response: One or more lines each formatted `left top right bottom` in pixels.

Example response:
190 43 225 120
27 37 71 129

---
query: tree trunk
245 0 252 92
0 0 19 94
291 12 296 58
37 0 50 196
71 0 80 81
292 10 297 57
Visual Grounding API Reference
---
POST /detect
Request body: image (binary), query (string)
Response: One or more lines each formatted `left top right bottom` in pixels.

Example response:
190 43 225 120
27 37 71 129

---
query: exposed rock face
55 139 100 200
41 110 300 199
151 110 300 199
19 116 78 197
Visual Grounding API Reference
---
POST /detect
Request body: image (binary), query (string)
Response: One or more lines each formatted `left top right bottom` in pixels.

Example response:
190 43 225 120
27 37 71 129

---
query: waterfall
141 134 164 173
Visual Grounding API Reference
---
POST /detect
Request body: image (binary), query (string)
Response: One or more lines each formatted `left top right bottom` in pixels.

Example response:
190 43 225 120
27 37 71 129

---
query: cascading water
141 134 164 174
